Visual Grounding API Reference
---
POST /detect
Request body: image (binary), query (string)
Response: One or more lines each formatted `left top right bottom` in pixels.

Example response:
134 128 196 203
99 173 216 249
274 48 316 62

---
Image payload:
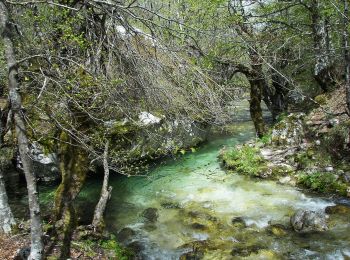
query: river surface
6 119 350 259
74 121 350 260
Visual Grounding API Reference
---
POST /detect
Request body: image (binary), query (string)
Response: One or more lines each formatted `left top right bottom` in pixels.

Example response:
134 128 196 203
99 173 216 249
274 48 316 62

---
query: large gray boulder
271 113 305 146
17 142 60 183
290 210 328 233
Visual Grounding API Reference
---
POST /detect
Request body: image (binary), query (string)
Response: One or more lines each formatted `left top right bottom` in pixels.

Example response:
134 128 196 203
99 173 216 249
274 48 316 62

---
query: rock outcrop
290 210 328 233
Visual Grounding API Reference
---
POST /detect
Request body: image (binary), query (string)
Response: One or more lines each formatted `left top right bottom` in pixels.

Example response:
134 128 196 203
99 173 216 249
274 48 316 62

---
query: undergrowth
221 145 267 176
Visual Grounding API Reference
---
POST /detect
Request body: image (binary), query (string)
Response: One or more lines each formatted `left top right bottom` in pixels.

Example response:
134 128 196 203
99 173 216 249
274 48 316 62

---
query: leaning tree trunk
54 131 88 259
0 168 15 234
0 3 43 259
92 141 112 232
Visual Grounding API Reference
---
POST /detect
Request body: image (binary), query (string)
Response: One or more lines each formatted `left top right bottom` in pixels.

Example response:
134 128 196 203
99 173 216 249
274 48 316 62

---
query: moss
297 172 348 196
100 237 134 260
221 146 267 177
314 94 328 105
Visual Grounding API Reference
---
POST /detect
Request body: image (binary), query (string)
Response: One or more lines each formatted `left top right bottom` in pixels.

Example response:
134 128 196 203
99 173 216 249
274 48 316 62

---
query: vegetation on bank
220 87 350 197
0 0 349 258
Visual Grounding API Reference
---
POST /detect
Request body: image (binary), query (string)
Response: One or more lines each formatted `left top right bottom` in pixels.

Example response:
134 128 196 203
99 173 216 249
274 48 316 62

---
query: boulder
17 142 60 183
271 113 305 146
266 224 288 237
325 205 350 215
231 244 264 257
116 227 136 243
231 217 247 228
290 210 328 233
141 207 159 223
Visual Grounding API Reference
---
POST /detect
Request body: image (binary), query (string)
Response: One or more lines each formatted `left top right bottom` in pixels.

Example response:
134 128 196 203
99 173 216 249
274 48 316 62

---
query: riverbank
220 87 350 198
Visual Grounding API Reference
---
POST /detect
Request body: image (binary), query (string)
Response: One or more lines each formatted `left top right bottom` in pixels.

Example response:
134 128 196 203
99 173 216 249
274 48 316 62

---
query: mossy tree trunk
248 77 266 138
0 3 43 258
54 131 88 259
92 141 112 232
343 0 350 114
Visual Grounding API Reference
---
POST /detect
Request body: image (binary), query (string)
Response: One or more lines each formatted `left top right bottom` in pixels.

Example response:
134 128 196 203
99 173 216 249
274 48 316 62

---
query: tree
0 2 43 259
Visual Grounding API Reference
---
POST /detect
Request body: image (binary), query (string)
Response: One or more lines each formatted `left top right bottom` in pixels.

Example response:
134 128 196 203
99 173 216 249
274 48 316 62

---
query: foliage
221 146 267 176
100 238 134 260
297 172 348 196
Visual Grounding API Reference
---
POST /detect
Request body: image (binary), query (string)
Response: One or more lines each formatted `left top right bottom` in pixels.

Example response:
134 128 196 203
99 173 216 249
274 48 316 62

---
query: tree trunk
0 3 43 259
54 131 88 259
0 168 15 234
344 0 350 113
92 141 112 232
311 0 335 92
249 78 266 138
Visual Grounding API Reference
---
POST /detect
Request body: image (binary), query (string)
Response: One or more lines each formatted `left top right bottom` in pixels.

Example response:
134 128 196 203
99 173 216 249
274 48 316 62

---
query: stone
325 205 350 215
343 173 350 183
328 118 339 127
160 202 181 209
138 112 161 126
191 223 206 230
271 113 305 146
290 210 328 233
231 245 263 257
14 247 30 260
324 166 334 172
179 251 204 260
116 227 136 243
141 207 159 223
278 176 291 185
267 224 288 237
16 142 60 183
231 217 247 228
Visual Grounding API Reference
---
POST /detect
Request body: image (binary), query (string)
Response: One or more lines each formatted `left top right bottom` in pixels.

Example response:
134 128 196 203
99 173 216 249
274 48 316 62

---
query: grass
221 145 267 177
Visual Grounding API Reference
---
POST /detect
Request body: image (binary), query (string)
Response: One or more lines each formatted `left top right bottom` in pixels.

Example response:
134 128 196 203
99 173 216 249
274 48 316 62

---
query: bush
297 172 348 196
222 146 266 176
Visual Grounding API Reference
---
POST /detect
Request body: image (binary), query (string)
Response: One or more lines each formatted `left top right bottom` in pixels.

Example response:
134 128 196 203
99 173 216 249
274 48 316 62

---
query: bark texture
0 168 15 234
0 2 43 259
344 0 350 113
92 141 112 231
310 0 335 92
54 131 88 259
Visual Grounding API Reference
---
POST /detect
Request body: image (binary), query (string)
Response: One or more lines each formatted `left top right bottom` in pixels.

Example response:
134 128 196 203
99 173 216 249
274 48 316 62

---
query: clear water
77 121 350 259
8 119 350 259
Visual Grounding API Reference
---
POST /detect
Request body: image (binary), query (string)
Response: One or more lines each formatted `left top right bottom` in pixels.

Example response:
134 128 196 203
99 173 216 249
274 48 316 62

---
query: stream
7 119 350 259
75 120 350 259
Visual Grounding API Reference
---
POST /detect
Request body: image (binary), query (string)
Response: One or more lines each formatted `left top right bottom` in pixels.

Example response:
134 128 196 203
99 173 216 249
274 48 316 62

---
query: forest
0 0 349 259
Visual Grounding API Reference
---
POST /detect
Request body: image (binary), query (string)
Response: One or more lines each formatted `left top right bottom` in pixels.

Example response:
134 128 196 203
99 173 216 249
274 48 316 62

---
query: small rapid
75 120 350 259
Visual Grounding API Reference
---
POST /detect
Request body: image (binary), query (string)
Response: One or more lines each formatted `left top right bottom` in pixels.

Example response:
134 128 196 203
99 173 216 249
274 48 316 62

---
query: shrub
297 172 347 196
222 146 266 177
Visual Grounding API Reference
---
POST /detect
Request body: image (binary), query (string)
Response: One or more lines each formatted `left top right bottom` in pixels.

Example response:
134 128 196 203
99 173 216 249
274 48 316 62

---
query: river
73 120 350 259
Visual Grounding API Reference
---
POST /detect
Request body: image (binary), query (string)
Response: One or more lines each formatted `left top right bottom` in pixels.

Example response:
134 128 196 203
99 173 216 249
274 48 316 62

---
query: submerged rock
142 207 159 223
116 227 136 243
266 224 288 237
161 202 181 209
231 244 264 257
325 205 350 215
231 217 247 228
290 210 328 233
179 251 204 260
191 223 207 230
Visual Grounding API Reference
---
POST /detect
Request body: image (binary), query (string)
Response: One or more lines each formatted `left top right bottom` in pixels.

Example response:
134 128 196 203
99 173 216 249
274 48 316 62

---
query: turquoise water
8 120 350 259
77 121 350 259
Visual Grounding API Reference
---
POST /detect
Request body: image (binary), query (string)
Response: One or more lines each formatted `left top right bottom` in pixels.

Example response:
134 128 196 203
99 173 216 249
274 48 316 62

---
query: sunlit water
76 121 350 259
